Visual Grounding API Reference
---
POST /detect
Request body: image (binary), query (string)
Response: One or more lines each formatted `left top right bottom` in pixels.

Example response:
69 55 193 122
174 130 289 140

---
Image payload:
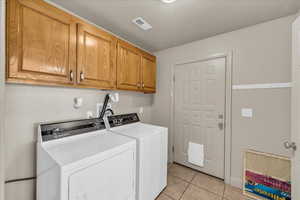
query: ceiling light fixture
160 0 177 3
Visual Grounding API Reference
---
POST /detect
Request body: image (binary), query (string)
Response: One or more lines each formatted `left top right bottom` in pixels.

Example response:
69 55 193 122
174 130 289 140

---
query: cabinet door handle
142 83 145 88
80 72 85 81
137 83 141 88
70 70 74 81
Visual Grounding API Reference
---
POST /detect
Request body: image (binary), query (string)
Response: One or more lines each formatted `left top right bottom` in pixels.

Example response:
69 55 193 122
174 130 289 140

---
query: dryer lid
110 123 165 139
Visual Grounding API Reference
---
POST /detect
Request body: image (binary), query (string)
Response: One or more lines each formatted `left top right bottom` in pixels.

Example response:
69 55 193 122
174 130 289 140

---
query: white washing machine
37 118 136 200
106 113 168 200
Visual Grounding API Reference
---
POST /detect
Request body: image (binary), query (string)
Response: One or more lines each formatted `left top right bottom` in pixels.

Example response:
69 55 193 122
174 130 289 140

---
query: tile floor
156 163 253 200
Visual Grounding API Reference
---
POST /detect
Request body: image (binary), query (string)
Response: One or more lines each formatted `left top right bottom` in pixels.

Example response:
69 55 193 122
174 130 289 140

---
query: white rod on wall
232 82 292 90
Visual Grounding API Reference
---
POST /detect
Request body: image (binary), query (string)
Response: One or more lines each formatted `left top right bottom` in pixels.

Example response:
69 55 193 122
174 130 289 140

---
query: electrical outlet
139 107 144 114
241 108 253 118
86 111 93 119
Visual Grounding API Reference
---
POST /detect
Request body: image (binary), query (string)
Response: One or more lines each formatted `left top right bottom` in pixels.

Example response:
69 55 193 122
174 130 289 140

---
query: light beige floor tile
168 163 197 182
156 193 174 200
163 175 189 200
191 172 225 195
223 185 252 200
181 185 222 200
223 197 255 200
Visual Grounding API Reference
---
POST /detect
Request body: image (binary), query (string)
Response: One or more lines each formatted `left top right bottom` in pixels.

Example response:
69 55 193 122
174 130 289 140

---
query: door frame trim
0 0 6 199
169 52 233 184
291 13 300 200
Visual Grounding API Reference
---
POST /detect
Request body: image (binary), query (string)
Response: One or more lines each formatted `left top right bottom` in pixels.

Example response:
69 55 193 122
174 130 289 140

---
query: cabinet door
7 0 76 85
77 24 116 89
141 56 156 93
117 41 141 91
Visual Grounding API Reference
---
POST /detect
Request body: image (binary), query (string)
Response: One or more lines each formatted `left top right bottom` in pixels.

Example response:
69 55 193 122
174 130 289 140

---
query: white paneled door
291 14 300 200
173 57 226 179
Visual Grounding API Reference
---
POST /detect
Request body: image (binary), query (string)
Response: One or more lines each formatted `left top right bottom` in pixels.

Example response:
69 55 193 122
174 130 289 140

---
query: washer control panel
108 113 140 128
40 118 106 141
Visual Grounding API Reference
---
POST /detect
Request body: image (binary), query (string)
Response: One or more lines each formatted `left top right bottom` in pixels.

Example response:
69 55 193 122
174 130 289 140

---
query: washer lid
43 130 135 166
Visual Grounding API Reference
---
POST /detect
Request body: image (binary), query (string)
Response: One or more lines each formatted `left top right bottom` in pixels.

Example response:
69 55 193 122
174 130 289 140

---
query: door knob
284 141 297 151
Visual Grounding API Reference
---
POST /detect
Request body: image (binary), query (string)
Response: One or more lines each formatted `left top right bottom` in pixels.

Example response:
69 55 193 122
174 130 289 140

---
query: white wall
0 0 5 199
152 15 295 188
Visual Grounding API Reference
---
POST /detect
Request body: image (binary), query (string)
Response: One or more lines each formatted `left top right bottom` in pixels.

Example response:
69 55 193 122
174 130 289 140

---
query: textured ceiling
48 0 300 52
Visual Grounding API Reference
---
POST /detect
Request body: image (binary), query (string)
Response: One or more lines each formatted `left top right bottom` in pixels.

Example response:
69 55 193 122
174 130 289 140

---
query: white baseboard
230 177 243 189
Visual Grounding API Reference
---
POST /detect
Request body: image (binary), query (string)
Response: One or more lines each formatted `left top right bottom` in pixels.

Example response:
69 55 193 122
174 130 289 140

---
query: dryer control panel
108 113 140 128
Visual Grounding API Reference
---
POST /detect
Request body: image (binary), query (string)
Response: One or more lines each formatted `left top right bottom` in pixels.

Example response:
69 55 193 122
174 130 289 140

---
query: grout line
169 163 198 184
189 182 225 197
222 182 226 198
167 169 195 184
178 180 190 200
168 174 193 184
163 192 177 200
167 164 244 200
190 172 197 183
173 162 223 181
172 162 198 173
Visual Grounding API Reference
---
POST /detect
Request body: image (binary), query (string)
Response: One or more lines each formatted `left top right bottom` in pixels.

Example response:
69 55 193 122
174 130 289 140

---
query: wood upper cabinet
117 40 141 91
6 0 157 93
141 55 156 93
77 23 116 89
7 0 77 85
116 40 157 93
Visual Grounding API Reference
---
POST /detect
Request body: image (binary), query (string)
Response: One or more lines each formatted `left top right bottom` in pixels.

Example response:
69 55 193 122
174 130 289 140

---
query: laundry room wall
2 3 154 200
152 15 294 188
4 86 153 200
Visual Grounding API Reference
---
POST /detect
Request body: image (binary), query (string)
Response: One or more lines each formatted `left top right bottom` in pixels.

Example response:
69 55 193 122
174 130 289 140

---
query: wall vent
132 17 152 31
